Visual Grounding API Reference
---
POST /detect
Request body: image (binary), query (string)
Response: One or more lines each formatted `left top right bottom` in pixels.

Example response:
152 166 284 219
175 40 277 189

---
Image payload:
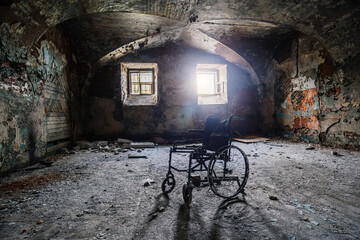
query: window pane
131 84 140 94
130 72 139 83
141 84 152 94
197 73 215 94
140 71 153 83
217 83 221 93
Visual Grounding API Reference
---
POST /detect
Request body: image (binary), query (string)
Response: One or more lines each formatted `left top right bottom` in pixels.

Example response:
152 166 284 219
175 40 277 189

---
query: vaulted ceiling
1 0 359 66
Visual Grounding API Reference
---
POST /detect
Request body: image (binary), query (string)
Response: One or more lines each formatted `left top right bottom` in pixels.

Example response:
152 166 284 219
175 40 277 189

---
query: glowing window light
197 72 217 95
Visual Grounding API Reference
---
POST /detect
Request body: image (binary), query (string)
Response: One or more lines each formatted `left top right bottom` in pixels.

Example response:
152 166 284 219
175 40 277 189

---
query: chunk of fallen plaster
143 179 155 187
304 205 316 214
311 221 320 226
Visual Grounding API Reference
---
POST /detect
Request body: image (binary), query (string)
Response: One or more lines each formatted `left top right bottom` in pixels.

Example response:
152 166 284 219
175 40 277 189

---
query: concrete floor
0 139 359 240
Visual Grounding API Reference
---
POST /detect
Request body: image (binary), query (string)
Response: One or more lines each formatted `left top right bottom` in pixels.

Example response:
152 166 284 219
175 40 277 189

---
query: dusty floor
0 139 359 240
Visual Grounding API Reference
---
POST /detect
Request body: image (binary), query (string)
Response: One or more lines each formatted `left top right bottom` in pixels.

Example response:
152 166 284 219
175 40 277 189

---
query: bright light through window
196 64 227 105
197 73 216 95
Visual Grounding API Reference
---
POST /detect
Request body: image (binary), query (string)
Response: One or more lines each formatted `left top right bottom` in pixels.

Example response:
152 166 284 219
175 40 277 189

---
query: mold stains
326 87 341 98
230 88 258 134
318 50 336 78
291 91 303 108
274 34 360 147
0 25 72 173
293 116 320 130
344 131 360 139
274 35 325 143
87 44 258 139
273 31 300 64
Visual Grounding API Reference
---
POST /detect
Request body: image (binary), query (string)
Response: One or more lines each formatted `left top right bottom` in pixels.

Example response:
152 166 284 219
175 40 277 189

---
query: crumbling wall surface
0 24 72 173
0 90 46 173
273 34 360 148
318 52 360 147
86 43 258 139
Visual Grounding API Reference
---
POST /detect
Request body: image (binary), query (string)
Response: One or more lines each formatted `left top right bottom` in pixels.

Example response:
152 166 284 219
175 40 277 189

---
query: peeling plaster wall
0 25 73 173
86 43 258 139
273 34 360 148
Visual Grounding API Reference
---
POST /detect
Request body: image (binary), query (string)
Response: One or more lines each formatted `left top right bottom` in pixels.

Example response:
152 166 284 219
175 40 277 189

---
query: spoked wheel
208 145 249 198
161 174 176 194
182 183 193 207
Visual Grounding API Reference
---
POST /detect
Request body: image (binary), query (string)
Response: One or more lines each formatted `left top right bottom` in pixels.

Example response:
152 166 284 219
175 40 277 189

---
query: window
196 64 227 105
121 63 158 106
129 69 154 95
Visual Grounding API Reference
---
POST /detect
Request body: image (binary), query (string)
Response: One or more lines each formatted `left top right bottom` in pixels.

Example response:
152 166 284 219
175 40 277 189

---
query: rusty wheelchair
161 114 249 206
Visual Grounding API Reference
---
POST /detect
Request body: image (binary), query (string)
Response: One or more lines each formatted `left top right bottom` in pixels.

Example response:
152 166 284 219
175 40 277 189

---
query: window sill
198 95 228 105
123 94 158 106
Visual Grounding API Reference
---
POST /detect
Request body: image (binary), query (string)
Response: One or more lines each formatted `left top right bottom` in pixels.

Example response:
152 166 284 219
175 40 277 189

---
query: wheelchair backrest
203 115 231 151
202 115 220 147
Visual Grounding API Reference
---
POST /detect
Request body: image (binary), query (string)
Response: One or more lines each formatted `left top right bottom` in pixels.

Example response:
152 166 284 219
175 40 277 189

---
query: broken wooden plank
128 155 147 159
130 142 155 148
233 136 270 143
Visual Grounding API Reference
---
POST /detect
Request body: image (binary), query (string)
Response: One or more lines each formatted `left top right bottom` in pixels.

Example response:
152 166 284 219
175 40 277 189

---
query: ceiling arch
94 26 261 92
1 0 359 62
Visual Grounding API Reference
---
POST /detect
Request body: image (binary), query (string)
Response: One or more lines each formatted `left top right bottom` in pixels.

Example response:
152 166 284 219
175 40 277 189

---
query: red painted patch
293 89 317 111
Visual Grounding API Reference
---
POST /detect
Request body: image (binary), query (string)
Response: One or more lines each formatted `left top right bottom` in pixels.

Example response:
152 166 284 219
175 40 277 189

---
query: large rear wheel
182 183 193 207
208 145 249 198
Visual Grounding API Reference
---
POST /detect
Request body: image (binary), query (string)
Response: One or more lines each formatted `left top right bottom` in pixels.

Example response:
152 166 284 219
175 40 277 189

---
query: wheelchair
161 114 249 206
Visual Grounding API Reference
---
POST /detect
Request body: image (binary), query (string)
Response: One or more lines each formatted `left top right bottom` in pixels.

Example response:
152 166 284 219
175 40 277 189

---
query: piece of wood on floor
233 136 270 143
128 155 148 159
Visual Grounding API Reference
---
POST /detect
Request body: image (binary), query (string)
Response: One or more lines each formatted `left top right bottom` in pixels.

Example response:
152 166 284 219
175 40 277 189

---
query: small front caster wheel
161 174 176 194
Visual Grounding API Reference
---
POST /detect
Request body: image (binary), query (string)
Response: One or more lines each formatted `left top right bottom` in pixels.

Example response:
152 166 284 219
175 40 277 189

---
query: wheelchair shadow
218 194 247 210
173 195 247 240
209 193 288 240
132 193 170 240
208 194 248 240
148 193 170 218
174 204 191 240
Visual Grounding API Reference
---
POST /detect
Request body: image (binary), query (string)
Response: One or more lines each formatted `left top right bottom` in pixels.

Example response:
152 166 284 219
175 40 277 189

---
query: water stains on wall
86 43 259 139
274 34 360 147
0 24 72 173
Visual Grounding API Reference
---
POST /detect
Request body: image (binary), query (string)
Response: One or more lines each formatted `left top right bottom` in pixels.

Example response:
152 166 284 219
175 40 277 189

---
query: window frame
128 69 155 95
120 62 158 106
196 64 228 105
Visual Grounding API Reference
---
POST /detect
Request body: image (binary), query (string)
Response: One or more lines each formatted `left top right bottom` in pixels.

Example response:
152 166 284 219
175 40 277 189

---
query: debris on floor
233 136 270 143
269 195 278 200
311 220 320 226
128 155 147 159
0 140 359 240
131 142 155 148
143 178 155 187
117 138 133 144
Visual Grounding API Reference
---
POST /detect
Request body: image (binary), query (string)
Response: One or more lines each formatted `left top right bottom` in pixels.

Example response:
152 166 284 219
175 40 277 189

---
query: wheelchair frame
161 114 249 206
